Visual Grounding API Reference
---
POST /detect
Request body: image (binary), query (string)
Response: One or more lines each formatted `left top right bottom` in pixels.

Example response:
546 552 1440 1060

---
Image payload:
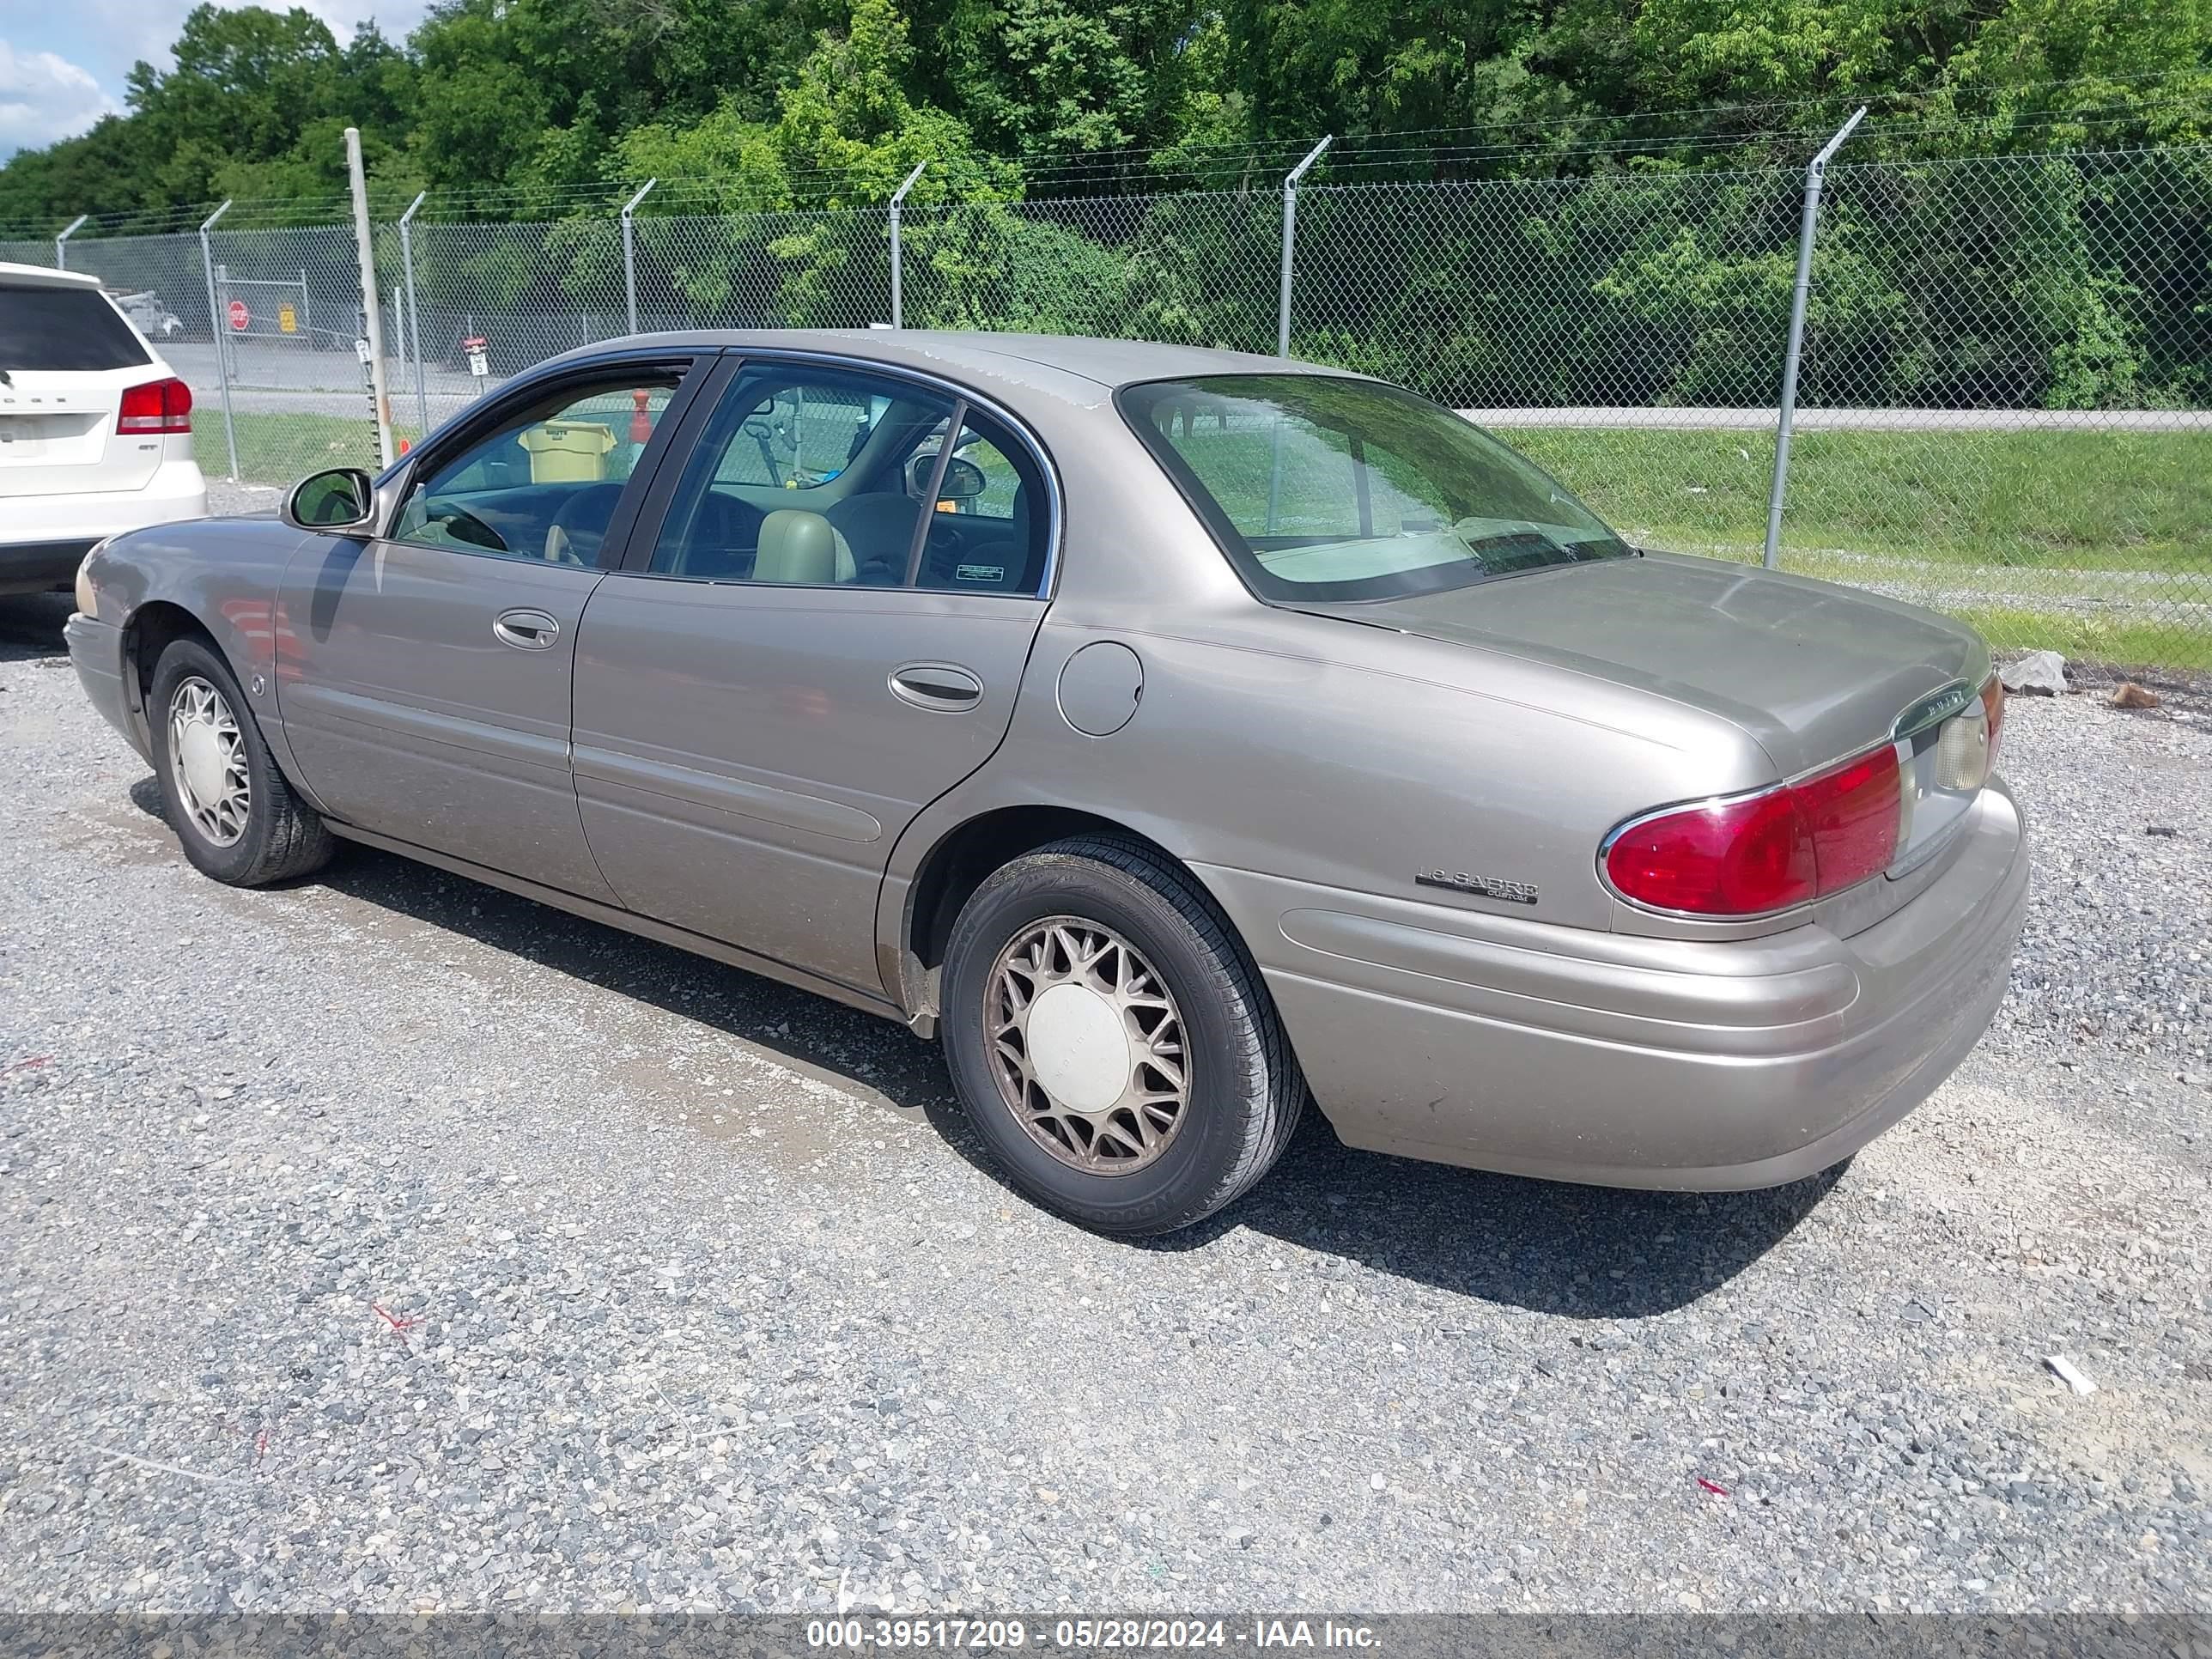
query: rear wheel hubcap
986 918 1189 1175
168 676 251 848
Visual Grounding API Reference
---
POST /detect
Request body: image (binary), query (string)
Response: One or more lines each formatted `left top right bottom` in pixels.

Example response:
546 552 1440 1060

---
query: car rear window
0 283 153 372
1118 374 1631 603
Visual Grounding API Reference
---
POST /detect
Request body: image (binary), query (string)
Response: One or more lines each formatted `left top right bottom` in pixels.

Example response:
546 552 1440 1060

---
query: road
0 593 2206 1615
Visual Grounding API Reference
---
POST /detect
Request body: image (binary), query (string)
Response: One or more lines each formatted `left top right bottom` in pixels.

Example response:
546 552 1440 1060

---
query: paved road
0 595 2206 1614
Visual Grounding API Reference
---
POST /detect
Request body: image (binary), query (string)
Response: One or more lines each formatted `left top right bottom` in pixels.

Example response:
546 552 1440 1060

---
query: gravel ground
0 589 2206 1617
207 479 287 518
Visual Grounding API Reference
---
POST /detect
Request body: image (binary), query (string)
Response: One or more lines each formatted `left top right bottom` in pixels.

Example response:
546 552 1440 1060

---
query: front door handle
890 664 983 711
493 609 560 650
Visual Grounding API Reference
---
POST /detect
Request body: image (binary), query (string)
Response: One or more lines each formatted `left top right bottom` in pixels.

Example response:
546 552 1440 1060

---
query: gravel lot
0 589 2206 1617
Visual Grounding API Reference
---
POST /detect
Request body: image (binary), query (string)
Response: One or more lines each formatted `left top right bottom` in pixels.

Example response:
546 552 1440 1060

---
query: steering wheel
428 503 507 552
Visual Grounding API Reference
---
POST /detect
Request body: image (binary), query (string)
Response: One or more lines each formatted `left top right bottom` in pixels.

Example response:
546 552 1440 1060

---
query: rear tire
149 637 333 887
941 836 1304 1237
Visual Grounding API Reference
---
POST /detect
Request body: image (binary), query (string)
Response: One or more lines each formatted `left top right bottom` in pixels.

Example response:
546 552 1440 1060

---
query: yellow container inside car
518 420 617 483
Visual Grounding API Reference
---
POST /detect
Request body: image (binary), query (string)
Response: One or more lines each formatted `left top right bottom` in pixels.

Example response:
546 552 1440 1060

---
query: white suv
1 261 208 595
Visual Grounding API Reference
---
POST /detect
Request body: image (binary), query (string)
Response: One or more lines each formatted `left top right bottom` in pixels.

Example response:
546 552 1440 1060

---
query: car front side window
391 375 680 566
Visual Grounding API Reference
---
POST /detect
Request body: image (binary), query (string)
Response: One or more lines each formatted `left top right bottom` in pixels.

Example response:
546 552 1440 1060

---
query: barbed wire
4 92 2209 241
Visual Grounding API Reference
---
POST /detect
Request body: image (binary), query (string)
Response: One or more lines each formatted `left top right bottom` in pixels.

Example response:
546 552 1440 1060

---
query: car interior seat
752 508 857 586
824 493 924 586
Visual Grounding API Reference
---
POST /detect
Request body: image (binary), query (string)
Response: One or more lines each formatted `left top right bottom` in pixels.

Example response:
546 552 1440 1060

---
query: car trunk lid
1296 550 1988 778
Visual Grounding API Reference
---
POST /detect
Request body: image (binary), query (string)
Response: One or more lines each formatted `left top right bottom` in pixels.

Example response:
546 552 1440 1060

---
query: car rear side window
1118 374 1631 604
647 365 1051 594
0 285 152 371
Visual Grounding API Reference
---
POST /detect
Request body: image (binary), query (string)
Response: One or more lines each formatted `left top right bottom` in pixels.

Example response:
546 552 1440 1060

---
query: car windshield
1119 374 1632 603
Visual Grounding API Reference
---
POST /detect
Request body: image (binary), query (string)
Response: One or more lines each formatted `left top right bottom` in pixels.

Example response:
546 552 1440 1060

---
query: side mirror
939 456 988 501
285 467 376 533
909 453 988 501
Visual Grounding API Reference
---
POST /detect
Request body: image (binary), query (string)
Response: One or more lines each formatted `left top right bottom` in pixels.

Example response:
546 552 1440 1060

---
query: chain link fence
9 143 2206 673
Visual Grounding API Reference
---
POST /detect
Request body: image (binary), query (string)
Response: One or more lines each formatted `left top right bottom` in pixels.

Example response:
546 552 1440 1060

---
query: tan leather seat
752 508 857 585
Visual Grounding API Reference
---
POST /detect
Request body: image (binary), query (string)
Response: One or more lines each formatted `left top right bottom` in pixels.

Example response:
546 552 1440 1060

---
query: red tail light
1604 745 1904 917
1980 674 2005 773
118 377 191 434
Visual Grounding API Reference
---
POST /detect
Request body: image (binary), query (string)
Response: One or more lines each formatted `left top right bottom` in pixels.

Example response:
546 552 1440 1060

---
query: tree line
3 0 2204 416
2 0 2207 228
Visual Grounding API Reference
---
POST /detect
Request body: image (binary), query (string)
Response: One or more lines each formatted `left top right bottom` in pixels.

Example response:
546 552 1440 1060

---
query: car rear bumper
0 462 208 592
1197 781 2028 1190
64 612 147 761
0 540 97 593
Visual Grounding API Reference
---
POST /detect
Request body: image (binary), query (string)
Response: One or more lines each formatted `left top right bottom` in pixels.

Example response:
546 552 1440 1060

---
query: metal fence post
198 201 240 482
54 214 88 269
889 161 927 329
620 179 656 335
398 190 428 439
344 127 394 469
1276 137 1332 358
1762 106 1867 569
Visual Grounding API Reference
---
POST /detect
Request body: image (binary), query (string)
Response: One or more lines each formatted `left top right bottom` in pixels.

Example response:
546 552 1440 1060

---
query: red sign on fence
226 299 250 332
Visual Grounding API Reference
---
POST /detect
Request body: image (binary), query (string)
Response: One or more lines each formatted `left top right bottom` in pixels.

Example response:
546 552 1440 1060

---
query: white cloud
0 40 118 156
0 1 436 160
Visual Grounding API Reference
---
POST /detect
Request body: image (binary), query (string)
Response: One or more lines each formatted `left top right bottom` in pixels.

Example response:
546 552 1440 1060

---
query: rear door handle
890 664 983 710
494 609 560 650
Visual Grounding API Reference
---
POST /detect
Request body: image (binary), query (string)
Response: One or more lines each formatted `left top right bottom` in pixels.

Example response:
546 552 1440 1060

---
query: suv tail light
118 376 192 434
1603 745 1904 917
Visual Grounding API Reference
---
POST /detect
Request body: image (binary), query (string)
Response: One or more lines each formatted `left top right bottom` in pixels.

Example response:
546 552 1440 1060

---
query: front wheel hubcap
986 918 1190 1175
168 676 251 847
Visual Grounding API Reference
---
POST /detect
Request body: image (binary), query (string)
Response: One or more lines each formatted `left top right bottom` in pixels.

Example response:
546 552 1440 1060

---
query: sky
0 0 433 159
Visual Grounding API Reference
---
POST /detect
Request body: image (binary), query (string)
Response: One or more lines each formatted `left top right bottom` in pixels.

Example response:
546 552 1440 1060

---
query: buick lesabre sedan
66 331 2027 1235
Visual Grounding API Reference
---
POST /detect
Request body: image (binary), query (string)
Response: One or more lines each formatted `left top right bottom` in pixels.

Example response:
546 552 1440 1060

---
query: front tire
149 637 332 887
941 836 1304 1237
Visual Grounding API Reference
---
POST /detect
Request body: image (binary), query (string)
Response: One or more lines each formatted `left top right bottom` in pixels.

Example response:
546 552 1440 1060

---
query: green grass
1508 425 2212 672
1508 426 2212 574
1945 607 2212 674
197 411 422 487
